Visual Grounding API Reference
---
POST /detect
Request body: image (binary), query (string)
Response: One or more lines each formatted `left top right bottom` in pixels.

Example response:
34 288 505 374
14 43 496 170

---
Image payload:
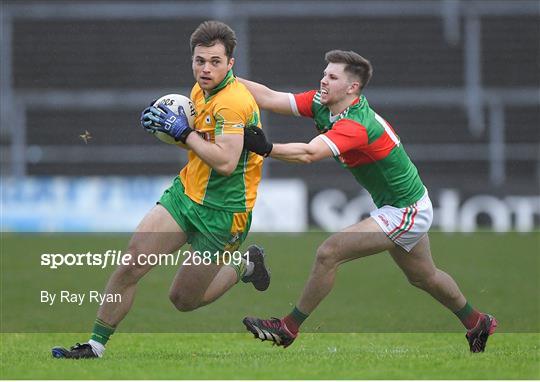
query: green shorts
158 176 252 255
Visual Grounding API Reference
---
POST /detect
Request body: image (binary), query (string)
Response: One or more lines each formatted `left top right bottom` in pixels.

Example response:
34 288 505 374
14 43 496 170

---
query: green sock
90 318 116 346
230 260 247 282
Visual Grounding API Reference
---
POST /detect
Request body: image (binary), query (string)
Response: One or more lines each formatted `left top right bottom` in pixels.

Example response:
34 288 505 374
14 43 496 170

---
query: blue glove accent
147 104 193 143
140 107 161 132
140 99 160 133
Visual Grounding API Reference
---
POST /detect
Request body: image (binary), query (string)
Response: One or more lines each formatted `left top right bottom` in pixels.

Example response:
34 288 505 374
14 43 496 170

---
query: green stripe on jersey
215 113 225 136
202 149 249 211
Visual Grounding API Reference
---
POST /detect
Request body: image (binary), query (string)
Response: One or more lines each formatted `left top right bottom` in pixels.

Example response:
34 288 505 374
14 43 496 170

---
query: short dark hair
190 20 237 60
324 50 373 90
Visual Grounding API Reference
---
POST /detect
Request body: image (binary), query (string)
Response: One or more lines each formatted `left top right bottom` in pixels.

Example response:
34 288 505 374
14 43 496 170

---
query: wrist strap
178 128 193 144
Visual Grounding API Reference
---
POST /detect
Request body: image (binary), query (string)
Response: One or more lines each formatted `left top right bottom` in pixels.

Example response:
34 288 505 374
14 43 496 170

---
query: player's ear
227 57 235 70
348 81 360 95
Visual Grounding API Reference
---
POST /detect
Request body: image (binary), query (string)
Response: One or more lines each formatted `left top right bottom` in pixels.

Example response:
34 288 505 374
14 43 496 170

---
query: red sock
283 306 309 335
283 315 299 335
455 302 482 330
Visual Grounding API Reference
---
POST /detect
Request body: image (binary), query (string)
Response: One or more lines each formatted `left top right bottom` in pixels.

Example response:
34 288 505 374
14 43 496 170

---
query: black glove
244 126 273 157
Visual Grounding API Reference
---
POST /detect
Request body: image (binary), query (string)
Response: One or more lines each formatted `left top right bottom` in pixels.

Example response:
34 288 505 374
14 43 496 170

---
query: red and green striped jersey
291 90 425 208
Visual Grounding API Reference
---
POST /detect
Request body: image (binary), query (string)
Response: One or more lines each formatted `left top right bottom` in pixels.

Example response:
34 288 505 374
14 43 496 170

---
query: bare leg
389 234 466 312
201 265 239 306
98 205 187 325
168 255 234 311
296 217 395 314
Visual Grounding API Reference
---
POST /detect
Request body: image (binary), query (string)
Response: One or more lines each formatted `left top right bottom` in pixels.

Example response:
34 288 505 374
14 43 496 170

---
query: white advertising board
0 177 307 232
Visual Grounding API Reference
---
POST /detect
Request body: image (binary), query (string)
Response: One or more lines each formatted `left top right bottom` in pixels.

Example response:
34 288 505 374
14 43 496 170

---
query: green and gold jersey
179 70 263 212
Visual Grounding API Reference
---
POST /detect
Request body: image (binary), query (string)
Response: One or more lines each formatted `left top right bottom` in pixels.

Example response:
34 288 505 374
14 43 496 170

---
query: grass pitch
1 232 539 379
1 332 539 379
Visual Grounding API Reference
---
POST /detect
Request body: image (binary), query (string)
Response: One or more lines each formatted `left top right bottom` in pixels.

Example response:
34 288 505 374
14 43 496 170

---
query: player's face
192 42 234 92
319 63 358 105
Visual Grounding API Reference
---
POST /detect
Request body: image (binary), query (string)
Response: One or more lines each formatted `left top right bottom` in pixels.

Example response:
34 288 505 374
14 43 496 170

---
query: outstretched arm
238 78 294 115
270 137 333 164
243 126 333 164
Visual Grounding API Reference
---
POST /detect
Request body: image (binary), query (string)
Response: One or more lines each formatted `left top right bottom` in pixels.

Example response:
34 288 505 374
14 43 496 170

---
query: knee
168 291 199 312
114 265 145 286
407 272 437 291
315 241 339 269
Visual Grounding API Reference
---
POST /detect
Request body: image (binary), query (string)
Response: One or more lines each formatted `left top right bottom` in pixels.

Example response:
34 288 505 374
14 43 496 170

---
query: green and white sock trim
231 260 247 282
90 318 116 346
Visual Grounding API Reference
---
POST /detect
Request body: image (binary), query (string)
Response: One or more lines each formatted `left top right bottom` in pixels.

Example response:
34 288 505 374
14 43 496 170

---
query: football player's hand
145 104 194 144
140 99 159 133
244 126 273 157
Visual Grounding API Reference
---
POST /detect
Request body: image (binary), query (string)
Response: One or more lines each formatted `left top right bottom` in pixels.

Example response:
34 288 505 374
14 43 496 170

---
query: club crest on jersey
205 115 211 125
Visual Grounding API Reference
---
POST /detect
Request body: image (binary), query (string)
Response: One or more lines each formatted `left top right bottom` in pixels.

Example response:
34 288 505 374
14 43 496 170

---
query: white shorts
370 190 433 252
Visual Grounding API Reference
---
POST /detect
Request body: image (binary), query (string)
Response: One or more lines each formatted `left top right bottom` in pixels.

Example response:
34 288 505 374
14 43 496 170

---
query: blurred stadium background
1 0 539 232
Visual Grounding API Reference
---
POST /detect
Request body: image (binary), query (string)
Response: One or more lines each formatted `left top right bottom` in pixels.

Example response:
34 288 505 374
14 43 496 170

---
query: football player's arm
238 78 294 115
185 133 243 176
270 136 333 164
